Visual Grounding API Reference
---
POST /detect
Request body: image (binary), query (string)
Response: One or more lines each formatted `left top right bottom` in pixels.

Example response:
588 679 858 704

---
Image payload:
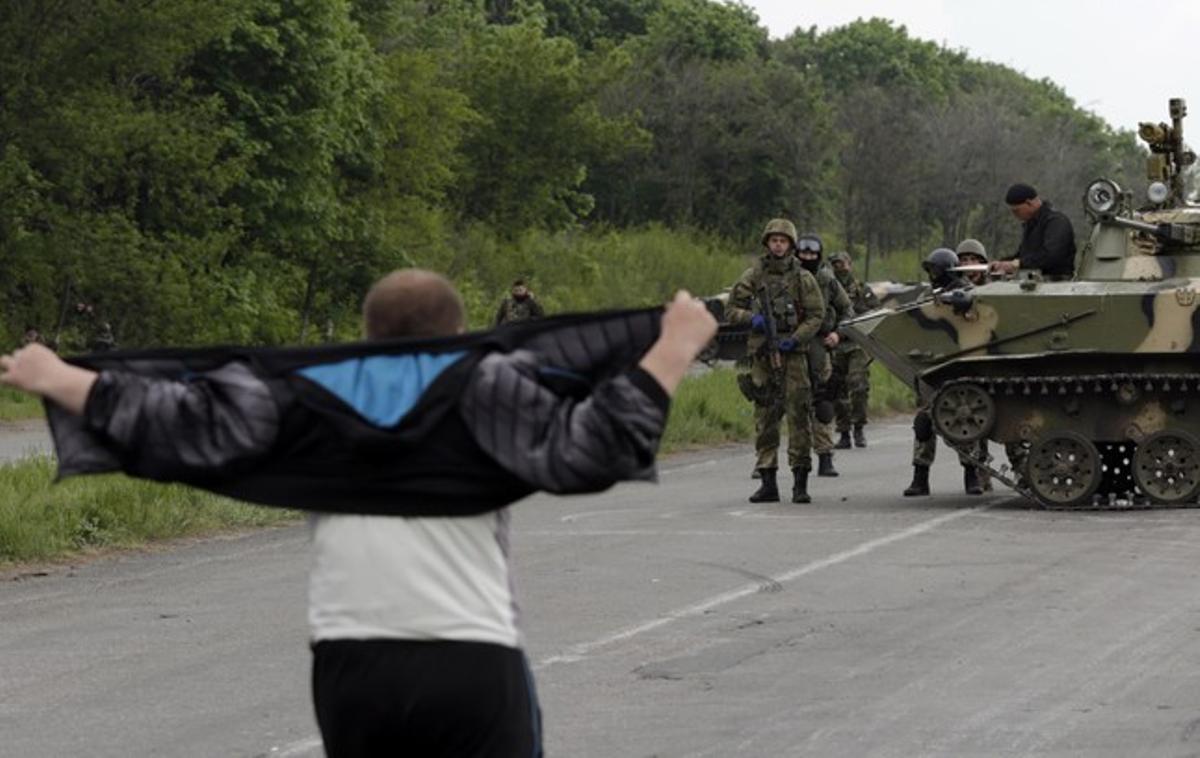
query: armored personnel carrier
844 98 1200 507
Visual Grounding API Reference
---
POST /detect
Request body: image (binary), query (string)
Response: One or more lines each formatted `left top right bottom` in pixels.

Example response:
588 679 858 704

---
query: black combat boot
853 424 867 448
902 465 931 496
817 452 839 477
749 469 779 503
834 430 852 449
792 467 811 504
963 465 983 496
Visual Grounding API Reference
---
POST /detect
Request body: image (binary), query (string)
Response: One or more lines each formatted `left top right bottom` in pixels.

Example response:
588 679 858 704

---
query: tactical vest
501 298 537 323
753 257 806 332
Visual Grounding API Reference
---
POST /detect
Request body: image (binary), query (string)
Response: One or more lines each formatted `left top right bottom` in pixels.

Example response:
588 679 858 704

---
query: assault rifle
839 282 976 327
755 285 783 370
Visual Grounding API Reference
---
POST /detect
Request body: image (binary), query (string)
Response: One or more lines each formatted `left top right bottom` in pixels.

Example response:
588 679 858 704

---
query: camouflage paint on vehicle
844 99 1200 508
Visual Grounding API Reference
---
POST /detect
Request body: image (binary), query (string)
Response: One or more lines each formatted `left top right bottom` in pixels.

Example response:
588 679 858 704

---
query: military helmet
829 251 852 265
761 218 797 247
955 238 989 263
922 247 960 281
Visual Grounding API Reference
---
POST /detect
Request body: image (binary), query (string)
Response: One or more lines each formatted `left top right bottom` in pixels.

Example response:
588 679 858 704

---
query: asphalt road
4 421 1200 757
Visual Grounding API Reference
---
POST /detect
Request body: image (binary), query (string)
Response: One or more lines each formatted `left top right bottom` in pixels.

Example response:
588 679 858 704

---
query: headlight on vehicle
1085 179 1122 215
1147 181 1169 205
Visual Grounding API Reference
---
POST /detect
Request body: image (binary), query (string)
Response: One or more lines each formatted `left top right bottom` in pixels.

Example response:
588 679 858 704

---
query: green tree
188 0 386 340
0 0 252 346
450 22 641 233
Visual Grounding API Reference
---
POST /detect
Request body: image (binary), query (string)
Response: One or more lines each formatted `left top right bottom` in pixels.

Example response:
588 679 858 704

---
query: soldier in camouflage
494 279 546 326
829 251 879 450
903 246 989 497
728 219 825 503
795 234 852 478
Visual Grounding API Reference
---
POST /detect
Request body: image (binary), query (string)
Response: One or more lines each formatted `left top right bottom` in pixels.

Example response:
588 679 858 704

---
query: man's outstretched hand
638 290 718 396
0 343 97 415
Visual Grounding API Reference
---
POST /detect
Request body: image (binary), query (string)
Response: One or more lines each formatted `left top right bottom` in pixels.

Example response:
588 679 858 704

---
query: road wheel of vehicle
1028 432 1102 507
931 383 995 444
1133 430 1200 505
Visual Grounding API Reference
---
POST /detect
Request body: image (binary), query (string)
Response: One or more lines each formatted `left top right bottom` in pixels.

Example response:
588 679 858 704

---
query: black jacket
45 309 670 517
1010 201 1076 280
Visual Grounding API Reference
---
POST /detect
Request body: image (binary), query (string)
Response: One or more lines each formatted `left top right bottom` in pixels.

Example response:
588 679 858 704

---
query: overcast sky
746 0 1198 133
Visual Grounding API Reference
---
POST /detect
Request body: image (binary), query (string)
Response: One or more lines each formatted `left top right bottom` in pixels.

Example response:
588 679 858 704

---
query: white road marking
533 503 992 670
660 458 719 476
270 736 323 757
265 425 946 754
559 508 642 523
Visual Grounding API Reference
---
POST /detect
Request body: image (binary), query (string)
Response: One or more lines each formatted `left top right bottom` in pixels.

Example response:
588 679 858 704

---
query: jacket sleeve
725 267 757 325
820 277 852 334
460 352 670 493
789 270 825 343
79 362 280 480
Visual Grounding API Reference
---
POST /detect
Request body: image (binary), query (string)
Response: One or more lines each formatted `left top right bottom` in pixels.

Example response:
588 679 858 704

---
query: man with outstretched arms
0 270 717 758
727 218 825 504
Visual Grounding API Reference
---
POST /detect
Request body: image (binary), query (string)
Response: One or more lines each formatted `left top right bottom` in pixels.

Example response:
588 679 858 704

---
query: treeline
0 1 1145 348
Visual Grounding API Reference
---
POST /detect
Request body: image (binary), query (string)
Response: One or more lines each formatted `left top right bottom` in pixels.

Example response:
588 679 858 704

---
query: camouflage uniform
728 230 825 502
904 246 988 496
64 304 116 354
830 252 879 448
911 418 989 471
494 295 545 326
809 264 852 475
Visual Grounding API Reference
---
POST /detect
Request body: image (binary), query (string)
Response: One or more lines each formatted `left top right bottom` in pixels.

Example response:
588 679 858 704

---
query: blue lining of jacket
298 352 467 427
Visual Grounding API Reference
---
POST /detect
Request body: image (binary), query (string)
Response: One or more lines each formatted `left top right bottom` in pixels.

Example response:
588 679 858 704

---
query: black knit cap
1005 183 1038 205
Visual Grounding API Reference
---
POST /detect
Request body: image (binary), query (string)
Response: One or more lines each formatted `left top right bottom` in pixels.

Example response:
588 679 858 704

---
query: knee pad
912 411 934 442
814 399 835 424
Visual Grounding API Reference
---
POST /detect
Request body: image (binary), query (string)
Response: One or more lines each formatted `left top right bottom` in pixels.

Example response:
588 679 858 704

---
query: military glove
778 337 799 352
750 314 767 333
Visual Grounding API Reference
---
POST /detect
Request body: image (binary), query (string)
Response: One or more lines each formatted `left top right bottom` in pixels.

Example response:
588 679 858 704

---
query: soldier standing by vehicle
991 183 1076 281
795 234 852 478
829 251 879 450
958 237 1030 487
902 247 988 497
494 279 545 326
728 219 825 504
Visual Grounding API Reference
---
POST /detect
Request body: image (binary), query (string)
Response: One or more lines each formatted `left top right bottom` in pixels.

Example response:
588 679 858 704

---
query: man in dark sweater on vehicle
991 182 1076 281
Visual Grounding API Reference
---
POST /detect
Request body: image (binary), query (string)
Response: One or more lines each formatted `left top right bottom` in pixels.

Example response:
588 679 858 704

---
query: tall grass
0 456 297 564
660 368 754 453
866 361 917 416
444 224 752 328
0 387 42 422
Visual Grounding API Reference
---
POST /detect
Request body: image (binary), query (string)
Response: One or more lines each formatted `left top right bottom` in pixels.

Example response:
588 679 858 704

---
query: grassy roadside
866 361 917 416
0 387 42 422
0 367 914 565
0 457 298 565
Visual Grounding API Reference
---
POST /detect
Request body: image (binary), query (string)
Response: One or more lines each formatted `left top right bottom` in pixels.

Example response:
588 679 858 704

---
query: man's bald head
363 269 465 340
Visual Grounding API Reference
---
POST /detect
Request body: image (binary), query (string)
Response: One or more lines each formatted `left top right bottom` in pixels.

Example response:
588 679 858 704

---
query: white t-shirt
307 508 521 649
